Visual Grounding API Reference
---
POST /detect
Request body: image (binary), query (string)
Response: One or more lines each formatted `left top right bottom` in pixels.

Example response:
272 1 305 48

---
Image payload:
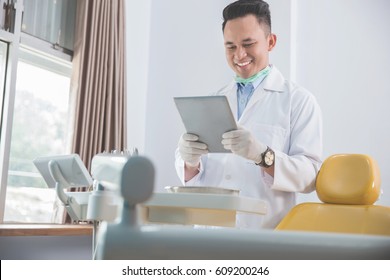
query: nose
234 46 247 60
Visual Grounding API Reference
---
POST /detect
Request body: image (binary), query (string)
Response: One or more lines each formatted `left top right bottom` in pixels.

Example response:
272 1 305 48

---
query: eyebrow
224 38 255 45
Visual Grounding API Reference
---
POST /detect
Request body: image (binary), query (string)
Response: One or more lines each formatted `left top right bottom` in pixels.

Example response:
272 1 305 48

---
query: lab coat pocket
251 123 287 150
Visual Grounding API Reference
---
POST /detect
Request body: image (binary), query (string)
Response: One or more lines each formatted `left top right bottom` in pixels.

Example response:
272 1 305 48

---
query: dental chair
276 154 390 236
93 154 390 259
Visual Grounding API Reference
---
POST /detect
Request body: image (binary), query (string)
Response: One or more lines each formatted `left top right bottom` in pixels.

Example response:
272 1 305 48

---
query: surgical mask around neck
235 66 270 85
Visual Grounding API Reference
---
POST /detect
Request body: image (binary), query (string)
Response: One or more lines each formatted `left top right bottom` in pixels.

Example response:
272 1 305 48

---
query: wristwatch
255 146 275 168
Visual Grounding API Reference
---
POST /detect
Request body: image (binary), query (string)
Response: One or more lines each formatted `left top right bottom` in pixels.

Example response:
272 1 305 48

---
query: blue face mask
235 66 270 85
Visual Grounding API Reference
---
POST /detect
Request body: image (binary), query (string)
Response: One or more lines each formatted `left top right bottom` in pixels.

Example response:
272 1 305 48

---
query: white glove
222 126 267 163
178 133 208 167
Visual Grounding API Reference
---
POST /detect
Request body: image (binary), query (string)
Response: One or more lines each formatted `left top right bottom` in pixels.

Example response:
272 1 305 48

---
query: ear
268 33 277 51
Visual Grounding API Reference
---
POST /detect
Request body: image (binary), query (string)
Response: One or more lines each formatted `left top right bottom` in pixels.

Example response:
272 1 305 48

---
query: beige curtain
51 0 127 223
70 0 127 171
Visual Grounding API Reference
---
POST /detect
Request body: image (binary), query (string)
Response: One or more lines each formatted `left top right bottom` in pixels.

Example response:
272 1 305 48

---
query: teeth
236 61 251 67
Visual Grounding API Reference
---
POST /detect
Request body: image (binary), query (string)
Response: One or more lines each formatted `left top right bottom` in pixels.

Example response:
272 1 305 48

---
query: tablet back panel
174 96 237 153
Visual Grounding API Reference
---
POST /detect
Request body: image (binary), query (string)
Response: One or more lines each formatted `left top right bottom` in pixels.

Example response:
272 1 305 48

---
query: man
175 0 322 229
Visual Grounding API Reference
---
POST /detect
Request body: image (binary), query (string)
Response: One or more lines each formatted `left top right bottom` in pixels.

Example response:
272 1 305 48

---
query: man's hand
222 126 267 163
178 133 208 167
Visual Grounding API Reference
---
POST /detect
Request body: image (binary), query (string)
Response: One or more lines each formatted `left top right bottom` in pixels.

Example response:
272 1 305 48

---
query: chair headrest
316 154 381 205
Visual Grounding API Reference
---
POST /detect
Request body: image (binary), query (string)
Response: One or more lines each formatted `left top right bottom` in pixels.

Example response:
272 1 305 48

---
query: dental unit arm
32 154 95 222
48 159 92 221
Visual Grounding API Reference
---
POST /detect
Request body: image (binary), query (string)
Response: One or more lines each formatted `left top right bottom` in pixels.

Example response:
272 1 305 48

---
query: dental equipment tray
140 186 267 227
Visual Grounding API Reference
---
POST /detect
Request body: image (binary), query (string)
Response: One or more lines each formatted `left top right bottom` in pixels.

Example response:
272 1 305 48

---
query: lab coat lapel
238 67 285 124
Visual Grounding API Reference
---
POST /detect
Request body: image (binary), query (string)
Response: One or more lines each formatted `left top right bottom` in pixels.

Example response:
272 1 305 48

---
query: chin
238 72 252 79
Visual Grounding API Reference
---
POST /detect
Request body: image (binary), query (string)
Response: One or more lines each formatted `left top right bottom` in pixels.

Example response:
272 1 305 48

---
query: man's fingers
182 133 199 141
180 146 208 155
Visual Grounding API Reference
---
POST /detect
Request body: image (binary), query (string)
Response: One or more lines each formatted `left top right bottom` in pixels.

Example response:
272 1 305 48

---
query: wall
293 0 390 205
126 0 390 206
126 0 152 154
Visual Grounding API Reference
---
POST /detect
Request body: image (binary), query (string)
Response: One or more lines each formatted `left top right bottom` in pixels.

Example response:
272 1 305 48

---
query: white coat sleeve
268 90 323 193
175 147 204 185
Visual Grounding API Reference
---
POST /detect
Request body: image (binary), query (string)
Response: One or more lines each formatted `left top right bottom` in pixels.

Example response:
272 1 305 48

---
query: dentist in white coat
175 0 322 229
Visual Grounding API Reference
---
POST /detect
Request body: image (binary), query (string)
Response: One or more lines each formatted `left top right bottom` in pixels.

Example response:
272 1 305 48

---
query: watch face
264 150 275 166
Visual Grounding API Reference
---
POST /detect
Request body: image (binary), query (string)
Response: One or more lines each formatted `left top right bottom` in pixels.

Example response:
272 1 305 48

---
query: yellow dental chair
276 154 390 236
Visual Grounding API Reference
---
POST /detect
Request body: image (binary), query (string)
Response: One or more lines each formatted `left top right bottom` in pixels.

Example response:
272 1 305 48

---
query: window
0 0 76 223
0 40 7 132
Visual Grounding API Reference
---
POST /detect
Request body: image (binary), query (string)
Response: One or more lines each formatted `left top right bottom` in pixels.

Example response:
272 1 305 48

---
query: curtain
70 0 127 171
52 0 127 224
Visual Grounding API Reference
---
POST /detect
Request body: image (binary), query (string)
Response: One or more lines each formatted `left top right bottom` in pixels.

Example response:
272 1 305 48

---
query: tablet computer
174 95 237 153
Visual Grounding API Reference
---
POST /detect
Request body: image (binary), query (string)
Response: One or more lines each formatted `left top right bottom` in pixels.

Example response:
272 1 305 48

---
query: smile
235 60 252 67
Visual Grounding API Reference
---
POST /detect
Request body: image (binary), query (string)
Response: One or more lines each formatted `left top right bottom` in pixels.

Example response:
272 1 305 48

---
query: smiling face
223 14 276 79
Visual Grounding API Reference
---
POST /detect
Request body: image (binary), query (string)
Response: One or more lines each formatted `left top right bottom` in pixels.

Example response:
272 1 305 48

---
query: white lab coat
175 66 323 229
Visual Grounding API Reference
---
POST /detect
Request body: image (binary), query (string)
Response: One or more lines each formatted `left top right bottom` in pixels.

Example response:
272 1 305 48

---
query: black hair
222 0 271 33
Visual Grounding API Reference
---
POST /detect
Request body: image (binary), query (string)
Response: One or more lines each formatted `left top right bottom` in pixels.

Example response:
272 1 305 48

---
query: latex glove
178 133 208 167
221 126 266 163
